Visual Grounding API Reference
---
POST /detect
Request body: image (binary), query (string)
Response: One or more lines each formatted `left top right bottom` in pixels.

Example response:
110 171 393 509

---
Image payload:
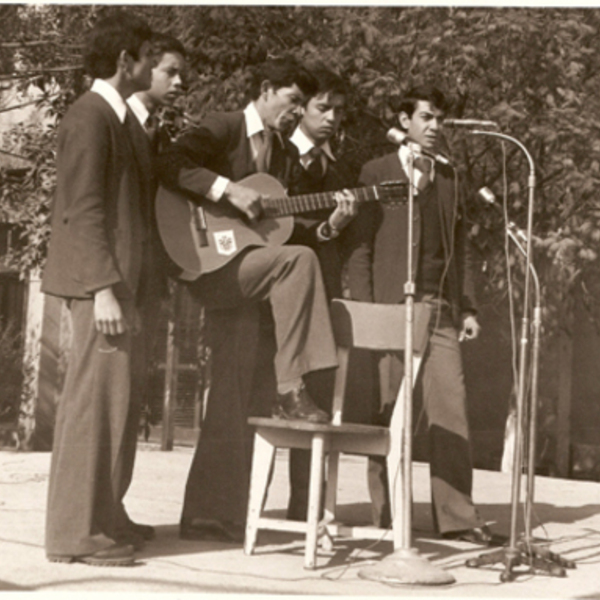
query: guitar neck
261 186 379 217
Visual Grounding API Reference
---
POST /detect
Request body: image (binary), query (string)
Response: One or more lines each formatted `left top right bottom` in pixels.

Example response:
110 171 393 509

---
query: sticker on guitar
213 230 237 256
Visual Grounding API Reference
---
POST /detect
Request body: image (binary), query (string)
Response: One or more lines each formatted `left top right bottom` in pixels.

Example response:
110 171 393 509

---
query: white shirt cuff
206 176 230 202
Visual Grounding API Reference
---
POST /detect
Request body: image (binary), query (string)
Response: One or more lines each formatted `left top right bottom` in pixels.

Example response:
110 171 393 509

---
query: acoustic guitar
155 172 406 281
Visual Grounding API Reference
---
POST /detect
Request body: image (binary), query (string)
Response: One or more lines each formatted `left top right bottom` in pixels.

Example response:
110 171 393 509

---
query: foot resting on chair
274 383 329 423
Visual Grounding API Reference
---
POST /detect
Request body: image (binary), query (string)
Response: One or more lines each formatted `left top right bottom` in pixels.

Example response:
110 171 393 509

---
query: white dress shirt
398 144 435 193
90 79 127 123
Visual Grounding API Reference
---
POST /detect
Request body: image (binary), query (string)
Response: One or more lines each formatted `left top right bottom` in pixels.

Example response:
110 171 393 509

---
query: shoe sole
272 411 329 424
48 555 135 567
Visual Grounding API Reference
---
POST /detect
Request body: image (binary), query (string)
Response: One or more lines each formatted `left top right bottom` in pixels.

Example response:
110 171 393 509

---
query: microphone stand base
465 537 576 582
358 547 455 586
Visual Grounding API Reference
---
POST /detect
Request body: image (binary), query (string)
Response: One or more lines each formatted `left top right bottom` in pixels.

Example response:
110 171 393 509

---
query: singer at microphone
386 127 451 166
345 84 505 545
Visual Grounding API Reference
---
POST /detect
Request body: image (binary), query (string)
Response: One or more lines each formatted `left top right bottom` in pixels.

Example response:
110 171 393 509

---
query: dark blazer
288 157 357 300
346 152 476 326
42 92 151 301
157 110 298 200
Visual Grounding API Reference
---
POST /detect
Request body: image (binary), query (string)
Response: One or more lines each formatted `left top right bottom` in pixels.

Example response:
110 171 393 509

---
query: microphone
443 119 498 128
477 187 527 243
386 127 451 166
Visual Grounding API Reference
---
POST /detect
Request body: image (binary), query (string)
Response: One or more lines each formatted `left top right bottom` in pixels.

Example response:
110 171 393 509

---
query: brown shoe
48 542 135 567
274 385 329 423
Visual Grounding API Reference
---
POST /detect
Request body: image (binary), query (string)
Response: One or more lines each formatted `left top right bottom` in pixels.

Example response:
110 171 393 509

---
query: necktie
255 128 274 173
306 146 324 181
145 113 159 142
413 155 433 191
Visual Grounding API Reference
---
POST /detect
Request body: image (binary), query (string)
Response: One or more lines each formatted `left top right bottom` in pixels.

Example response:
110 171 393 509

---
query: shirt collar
290 126 336 164
399 143 433 173
127 93 151 128
244 102 266 138
90 79 128 123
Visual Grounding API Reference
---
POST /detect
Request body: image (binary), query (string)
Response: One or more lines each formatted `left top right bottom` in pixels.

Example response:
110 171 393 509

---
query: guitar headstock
377 181 408 205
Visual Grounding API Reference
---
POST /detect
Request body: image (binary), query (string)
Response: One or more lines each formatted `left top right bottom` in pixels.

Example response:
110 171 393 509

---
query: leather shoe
180 519 245 544
274 385 329 423
128 521 155 541
48 542 135 567
116 530 145 551
442 525 507 547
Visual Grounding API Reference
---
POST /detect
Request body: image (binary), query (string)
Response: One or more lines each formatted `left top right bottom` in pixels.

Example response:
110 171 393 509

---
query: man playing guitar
157 56 345 543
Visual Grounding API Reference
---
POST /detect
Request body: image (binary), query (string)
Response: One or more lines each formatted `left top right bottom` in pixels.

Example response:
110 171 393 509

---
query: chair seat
248 417 390 457
248 416 388 436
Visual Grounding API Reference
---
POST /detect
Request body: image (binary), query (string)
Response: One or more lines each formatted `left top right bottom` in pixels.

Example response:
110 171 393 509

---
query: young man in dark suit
285 66 357 521
157 57 339 543
346 85 505 546
121 32 187 545
42 13 156 566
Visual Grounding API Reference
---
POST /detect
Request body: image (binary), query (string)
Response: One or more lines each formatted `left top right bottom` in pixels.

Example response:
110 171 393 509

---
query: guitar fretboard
261 186 380 218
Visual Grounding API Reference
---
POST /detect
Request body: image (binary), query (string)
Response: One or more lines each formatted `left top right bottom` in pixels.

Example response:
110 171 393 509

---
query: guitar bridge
192 205 209 247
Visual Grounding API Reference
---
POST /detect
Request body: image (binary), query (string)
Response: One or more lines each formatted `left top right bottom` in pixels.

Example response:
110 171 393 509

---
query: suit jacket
346 152 476 326
157 110 298 200
42 92 151 301
288 157 357 299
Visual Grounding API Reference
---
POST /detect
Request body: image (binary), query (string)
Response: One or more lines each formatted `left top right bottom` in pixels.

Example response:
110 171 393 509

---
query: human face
261 83 306 132
147 51 185 109
300 92 345 145
130 40 155 93
399 100 444 152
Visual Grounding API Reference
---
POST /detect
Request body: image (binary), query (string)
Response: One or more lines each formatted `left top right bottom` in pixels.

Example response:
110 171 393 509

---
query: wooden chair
244 299 431 569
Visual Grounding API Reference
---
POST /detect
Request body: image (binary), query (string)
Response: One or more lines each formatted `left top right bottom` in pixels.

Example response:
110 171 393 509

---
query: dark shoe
274 385 329 423
180 519 245 544
48 542 135 567
115 530 145 551
442 525 508 547
128 521 155 541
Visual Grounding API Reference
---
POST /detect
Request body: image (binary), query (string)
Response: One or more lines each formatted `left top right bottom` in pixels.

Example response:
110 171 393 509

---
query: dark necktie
413 155 433 191
306 146 324 181
145 113 159 146
255 128 274 173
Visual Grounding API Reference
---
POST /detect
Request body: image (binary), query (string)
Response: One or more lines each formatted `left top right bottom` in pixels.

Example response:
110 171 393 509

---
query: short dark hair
247 56 318 101
83 12 153 80
398 84 449 118
151 32 186 60
306 63 347 98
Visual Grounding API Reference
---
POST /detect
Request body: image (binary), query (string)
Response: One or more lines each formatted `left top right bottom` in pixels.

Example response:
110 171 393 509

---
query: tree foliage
2 5 600 339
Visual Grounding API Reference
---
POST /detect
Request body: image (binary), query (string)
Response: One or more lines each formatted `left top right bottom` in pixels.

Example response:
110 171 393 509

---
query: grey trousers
45 298 138 557
181 244 338 526
368 299 484 534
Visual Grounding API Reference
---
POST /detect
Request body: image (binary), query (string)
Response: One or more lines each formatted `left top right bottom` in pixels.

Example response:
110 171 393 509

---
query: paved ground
1 444 599 597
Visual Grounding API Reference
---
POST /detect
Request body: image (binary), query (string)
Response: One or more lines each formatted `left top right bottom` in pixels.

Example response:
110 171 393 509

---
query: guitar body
155 173 294 280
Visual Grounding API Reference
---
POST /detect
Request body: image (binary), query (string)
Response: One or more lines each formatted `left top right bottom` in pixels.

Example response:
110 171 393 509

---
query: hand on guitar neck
223 180 263 223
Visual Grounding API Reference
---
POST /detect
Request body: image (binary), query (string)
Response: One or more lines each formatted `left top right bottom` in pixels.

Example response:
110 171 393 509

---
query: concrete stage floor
1 444 599 597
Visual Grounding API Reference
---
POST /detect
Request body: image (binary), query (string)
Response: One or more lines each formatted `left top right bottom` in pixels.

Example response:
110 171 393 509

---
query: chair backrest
330 299 431 355
329 300 431 425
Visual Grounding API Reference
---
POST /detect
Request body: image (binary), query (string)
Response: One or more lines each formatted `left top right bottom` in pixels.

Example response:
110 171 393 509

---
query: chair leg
323 451 339 524
244 431 276 556
304 433 326 570
320 450 339 553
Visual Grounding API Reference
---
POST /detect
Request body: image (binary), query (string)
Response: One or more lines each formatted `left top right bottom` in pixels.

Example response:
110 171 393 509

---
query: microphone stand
464 131 575 581
359 146 455 586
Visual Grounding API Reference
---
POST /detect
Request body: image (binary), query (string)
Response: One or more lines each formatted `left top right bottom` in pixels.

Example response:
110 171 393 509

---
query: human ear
398 111 411 131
